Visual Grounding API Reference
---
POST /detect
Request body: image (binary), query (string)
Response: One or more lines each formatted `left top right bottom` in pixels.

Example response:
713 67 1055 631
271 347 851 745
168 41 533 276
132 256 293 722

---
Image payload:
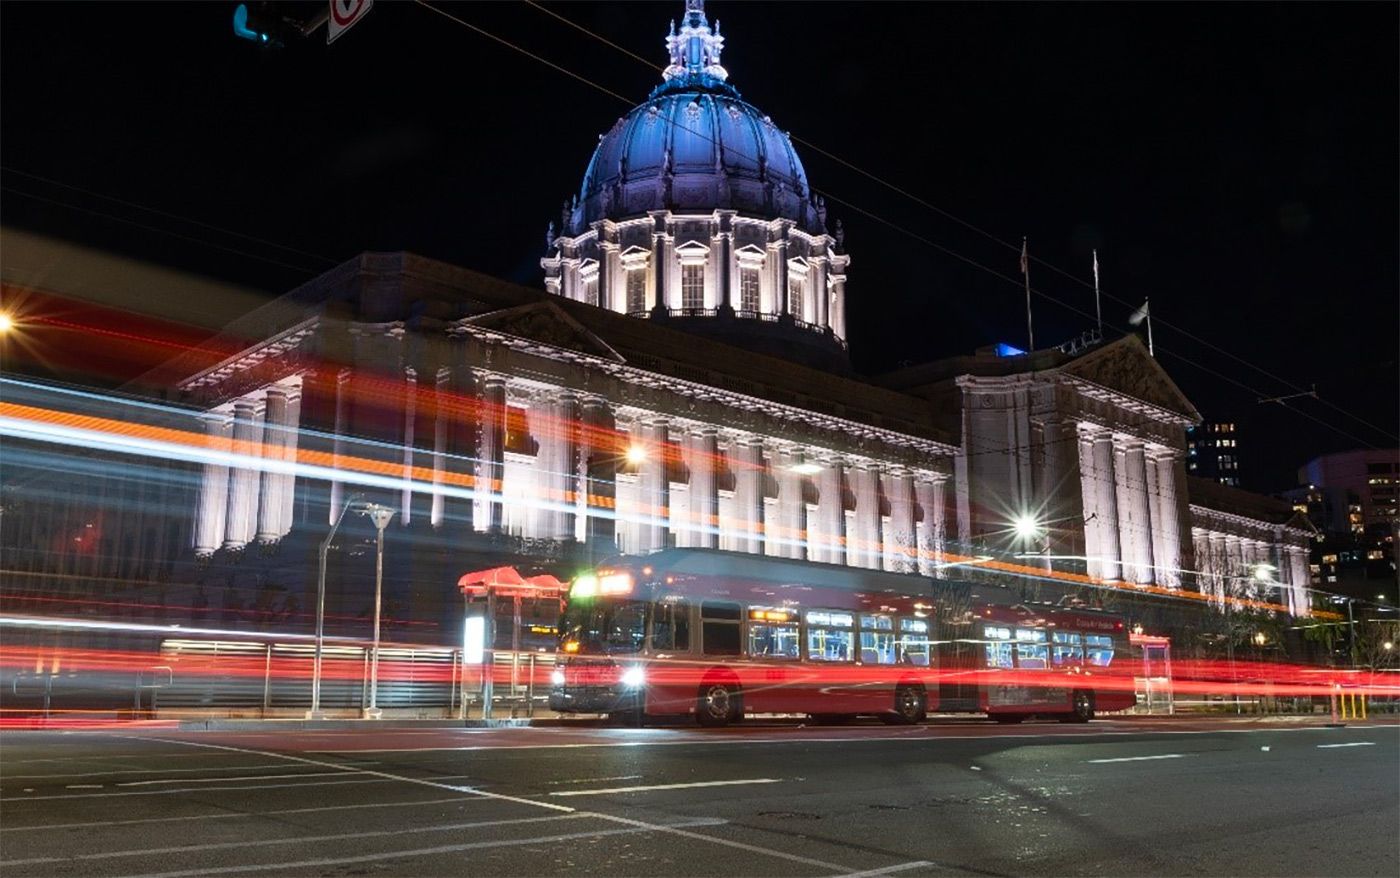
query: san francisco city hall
8 2 1315 650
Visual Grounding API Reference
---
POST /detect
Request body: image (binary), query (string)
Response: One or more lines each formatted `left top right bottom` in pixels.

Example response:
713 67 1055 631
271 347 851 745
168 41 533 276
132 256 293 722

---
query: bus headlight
550 668 566 687
620 666 646 689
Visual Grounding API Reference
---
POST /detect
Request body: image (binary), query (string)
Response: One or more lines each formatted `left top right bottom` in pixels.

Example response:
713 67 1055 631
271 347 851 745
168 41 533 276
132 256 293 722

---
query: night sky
2 1 1396 492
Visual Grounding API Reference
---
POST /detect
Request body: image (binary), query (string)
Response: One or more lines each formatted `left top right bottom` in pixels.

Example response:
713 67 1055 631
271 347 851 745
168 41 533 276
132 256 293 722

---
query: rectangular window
701 601 742 656
650 599 690 651
1051 631 1083 666
682 263 705 309
748 618 800 659
626 269 647 314
858 615 896 665
739 267 760 312
1084 634 1115 667
788 275 805 319
806 610 854 662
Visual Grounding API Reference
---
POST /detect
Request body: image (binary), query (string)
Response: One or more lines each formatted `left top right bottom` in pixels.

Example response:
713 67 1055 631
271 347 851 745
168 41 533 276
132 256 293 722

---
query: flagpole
1021 237 1034 351
1092 249 1102 335
1145 296 1155 356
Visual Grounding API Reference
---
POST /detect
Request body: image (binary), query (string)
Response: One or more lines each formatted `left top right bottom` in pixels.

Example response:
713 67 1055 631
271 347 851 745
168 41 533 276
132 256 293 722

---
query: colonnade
1077 425 1184 588
193 383 302 555
1191 527 1311 613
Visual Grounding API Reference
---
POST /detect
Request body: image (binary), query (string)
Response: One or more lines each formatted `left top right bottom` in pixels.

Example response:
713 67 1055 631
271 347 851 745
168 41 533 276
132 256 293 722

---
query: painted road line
838 862 937 877
109 818 725 878
3 813 590 866
0 795 482 833
549 777 783 797
544 774 642 785
116 770 355 786
1317 742 1375 749
3 776 401 802
1086 754 1189 764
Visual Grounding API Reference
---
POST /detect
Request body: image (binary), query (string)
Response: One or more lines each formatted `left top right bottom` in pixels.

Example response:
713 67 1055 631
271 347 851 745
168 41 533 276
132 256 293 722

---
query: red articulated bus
549 549 1136 726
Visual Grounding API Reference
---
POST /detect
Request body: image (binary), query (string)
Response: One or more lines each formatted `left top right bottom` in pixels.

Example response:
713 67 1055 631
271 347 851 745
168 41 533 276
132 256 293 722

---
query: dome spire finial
663 0 727 86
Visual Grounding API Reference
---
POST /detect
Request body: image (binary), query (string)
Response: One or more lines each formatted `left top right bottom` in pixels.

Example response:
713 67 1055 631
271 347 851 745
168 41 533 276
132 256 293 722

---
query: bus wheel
882 685 926 725
696 683 739 727
1067 690 1095 723
991 713 1025 724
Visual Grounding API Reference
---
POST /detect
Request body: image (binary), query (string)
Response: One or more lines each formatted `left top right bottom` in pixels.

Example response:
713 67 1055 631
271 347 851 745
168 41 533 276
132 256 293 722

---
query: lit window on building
788 275 805 319
739 267 760 312
681 263 704 309
626 268 647 314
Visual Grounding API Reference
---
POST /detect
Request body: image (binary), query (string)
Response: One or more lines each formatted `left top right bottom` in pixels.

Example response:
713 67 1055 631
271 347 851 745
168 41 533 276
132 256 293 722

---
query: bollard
1359 693 1368 720
1329 684 1340 725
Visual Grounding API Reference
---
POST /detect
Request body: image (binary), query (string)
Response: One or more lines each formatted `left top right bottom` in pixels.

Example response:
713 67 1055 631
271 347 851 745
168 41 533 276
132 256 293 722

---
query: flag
1020 239 1029 274
1128 299 1150 326
1092 249 1100 290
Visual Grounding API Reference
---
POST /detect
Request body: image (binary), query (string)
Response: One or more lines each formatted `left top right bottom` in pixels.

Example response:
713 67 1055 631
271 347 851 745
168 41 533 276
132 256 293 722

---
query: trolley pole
362 504 396 719
308 493 363 719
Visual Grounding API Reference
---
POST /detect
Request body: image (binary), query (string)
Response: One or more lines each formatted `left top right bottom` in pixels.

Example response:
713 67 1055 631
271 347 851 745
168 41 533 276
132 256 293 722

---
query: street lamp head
1252 563 1276 583
1253 631 1267 646
1012 513 1041 541
625 444 647 465
0 312 13 333
362 504 396 531
1384 641 1394 652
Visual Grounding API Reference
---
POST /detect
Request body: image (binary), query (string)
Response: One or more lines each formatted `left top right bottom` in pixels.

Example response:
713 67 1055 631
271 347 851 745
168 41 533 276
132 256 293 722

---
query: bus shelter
1129 631 1174 714
458 566 566 718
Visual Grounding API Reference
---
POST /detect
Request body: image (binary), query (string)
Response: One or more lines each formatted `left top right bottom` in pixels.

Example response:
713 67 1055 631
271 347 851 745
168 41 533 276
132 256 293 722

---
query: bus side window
1084 634 1114 666
651 600 690 651
701 601 742 656
1051 631 1083 666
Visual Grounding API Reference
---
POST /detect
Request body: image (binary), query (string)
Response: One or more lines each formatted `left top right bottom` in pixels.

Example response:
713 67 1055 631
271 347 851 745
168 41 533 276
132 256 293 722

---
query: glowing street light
1252 563 1277 583
1012 513 1041 541
1253 631 1267 646
0 312 13 333
625 444 647 465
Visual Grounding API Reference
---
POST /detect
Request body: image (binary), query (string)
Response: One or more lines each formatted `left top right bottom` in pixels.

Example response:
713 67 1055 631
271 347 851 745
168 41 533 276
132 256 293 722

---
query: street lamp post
308 492 364 719
362 504 395 719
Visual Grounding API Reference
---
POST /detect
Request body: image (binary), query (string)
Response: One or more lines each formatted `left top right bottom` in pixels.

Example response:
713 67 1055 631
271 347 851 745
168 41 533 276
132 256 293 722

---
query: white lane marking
4 777 398 802
544 774 642 785
116 770 353 787
838 862 936 878
0 795 476 833
103 818 725 878
1317 742 1375 749
2 813 587 866
1086 754 1188 764
549 777 782 797
121 737 860 874
1 761 360 782
123 736 577 814
64 784 103 789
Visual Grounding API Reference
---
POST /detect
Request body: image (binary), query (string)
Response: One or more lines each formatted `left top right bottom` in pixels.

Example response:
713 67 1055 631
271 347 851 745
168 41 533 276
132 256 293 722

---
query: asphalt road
1 716 1396 877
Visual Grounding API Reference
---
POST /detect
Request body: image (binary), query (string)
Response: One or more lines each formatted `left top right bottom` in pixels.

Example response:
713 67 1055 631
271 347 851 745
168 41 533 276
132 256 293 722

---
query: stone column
689 428 720 549
1115 438 1156 584
552 392 581 542
914 477 948 578
830 273 847 339
1289 547 1311 614
1089 431 1123 580
775 448 807 560
732 438 766 555
476 376 507 533
852 464 882 570
815 459 845 565
1206 531 1225 604
1149 452 1184 588
223 398 264 549
255 387 291 542
638 418 670 552
193 414 233 555
581 396 616 553
886 470 916 573
1224 534 1243 599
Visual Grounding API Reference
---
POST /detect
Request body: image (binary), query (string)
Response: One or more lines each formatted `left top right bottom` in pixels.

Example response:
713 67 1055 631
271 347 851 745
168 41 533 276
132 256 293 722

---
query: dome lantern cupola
542 1 852 372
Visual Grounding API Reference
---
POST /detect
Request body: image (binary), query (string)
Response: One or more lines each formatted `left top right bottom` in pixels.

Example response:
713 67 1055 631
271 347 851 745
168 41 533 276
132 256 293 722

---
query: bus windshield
560 598 648 655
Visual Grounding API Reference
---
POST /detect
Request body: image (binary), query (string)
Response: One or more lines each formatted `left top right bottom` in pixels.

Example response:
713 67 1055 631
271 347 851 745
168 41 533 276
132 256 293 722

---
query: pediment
1058 335 1200 422
463 301 625 363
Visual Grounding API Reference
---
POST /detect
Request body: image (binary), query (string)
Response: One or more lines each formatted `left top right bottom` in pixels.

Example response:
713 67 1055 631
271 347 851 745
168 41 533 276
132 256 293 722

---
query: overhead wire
518 0 1397 445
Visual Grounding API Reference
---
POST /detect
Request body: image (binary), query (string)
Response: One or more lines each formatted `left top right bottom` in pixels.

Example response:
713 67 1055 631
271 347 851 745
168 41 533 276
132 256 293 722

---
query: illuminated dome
571 48 821 234
543 1 851 371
